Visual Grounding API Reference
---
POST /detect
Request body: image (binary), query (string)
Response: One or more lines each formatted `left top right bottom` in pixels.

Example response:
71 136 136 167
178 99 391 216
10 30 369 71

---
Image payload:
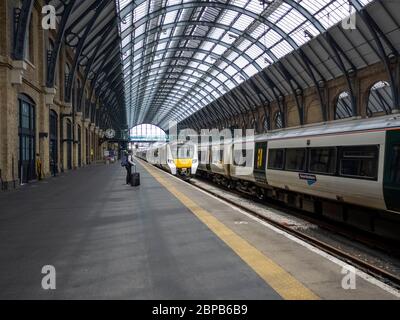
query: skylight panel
198 64 209 72
225 79 235 89
209 28 225 40
226 51 239 61
135 24 146 36
225 65 237 76
246 43 263 59
212 44 226 55
268 3 291 24
210 79 220 89
134 40 143 51
189 61 199 68
200 41 214 51
255 56 270 69
243 64 258 77
221 33 237 45
219 10 238 26
216 72 228 83
276 9 306 34
164 10 178 24
234 55 248 69
270 40 293 59
232 14 253 32
262 29 281 48
133 1 147 23
237 39 252 51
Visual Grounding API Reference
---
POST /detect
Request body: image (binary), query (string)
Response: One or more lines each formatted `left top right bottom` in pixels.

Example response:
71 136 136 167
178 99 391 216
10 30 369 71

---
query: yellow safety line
140 160 319 300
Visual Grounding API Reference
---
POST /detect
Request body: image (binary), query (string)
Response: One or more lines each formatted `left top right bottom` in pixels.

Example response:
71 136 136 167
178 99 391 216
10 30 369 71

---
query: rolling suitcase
130 164 140 186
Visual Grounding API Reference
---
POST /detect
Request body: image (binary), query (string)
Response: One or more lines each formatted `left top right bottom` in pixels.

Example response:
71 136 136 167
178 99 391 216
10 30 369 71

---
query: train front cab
384 129 400 212
170 142 198 177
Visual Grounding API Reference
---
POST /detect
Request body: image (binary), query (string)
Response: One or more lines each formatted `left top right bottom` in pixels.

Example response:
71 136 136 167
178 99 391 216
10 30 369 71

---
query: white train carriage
197 115 400 213
265 115 400 212
197 140 232 185
144 141 199 177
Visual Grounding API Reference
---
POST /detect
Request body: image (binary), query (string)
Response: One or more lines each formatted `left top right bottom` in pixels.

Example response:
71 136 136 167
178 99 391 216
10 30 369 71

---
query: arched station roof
16 1 399 133
116 0 392 130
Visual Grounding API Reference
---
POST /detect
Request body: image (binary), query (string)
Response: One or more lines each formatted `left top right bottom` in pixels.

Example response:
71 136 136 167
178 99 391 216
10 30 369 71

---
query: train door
253 141 268 183
384 130 400 212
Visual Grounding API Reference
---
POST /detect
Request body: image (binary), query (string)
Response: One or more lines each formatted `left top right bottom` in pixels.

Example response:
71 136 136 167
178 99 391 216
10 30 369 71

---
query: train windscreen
171 144 195 159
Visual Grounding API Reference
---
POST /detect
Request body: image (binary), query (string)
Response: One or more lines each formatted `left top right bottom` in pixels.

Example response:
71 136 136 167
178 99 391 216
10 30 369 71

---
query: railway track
183 175 400 290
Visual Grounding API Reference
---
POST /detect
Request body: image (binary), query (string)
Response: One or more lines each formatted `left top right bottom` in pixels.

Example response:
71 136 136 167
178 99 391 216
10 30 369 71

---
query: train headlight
167 159 174 164
192 159 198 164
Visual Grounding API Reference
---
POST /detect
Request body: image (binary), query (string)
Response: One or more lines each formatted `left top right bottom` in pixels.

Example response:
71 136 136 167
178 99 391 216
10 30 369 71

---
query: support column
83 119 90 165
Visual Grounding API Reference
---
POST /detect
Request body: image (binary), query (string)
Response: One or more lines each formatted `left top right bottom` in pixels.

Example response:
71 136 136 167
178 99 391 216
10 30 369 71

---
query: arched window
24 14 34 63
64 63 71 100
367 81 392 116
18 94 36 183
263 116 270 132
47 38 54 73
85 89 90 118
130 124 167 142
76 79 82 111
274 111 283 129
335 91 353 120
250 118 257 134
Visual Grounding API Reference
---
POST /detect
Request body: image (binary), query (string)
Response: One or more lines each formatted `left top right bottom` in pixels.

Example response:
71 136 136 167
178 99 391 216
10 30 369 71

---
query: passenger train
137 141 198 178
137 115 400 217
197 115 400 216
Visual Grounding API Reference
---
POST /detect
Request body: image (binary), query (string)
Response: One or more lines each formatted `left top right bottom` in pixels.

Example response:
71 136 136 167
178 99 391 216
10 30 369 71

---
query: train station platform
0 161 398 300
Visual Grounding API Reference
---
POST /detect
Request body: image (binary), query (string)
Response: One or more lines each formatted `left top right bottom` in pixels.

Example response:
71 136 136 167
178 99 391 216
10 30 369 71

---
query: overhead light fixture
304 30 314 39
264 57 271 64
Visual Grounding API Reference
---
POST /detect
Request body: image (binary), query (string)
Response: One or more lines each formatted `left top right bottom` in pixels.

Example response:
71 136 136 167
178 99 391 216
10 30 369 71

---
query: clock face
105 129 115 139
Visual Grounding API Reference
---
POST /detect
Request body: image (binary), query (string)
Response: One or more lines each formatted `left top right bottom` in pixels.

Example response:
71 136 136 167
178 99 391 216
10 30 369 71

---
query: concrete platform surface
0 161 398 300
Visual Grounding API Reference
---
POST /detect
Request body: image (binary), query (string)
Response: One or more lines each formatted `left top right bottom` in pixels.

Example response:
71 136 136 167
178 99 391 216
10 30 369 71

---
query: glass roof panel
116 0 374 127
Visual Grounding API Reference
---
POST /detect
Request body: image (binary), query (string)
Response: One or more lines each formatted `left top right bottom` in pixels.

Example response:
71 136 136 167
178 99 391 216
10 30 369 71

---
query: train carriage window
285 148 306 172
309 148 337 174
268 149 285 170
390 145 400 184
339 145 379 180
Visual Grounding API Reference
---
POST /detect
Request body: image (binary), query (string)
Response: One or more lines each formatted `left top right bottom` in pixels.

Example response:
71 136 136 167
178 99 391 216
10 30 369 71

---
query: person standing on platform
36 153 42 181
126 150 136 184
122 150 135 184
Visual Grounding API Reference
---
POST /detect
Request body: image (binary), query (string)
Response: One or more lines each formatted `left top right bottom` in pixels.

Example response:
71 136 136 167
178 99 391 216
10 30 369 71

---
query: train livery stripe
141 160 319 300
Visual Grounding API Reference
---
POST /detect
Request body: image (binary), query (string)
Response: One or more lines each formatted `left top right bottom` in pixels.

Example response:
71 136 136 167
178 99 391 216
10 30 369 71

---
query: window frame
284 148 307 173
267 148 285 170
338 145 380 181
308 147 337 176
